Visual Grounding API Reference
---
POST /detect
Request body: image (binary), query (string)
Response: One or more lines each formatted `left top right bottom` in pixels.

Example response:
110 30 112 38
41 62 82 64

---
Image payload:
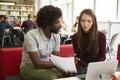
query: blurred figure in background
0 16 14 46
21 14 37 34
33 15 37 27
0 16 13 33
0 15 5 22
59 17 68 44
12 17 21 27
71 16 79 33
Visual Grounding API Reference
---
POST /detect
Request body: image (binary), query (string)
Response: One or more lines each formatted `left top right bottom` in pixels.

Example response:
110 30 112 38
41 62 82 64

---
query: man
21 14 37 34
20 5 68 80
0 15 4 22
0 16 13 33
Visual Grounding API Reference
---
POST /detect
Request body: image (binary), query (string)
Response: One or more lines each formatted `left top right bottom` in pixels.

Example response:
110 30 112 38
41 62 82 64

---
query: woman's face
80 14 93 33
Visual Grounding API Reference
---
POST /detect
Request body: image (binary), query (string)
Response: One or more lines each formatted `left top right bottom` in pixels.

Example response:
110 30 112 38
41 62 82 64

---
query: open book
49 54 77 73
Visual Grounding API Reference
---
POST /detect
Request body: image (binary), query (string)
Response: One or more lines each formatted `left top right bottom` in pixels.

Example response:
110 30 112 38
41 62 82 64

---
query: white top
20 27 61 68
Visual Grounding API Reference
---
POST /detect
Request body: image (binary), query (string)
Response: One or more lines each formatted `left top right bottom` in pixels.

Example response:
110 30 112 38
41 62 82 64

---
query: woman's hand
69 53 80 64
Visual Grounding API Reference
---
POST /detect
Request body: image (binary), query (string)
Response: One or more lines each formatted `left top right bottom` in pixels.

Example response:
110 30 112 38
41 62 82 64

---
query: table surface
53 77 80 80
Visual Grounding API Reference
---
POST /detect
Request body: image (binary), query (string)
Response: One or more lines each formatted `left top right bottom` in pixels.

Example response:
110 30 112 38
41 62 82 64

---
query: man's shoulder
26 28 39 35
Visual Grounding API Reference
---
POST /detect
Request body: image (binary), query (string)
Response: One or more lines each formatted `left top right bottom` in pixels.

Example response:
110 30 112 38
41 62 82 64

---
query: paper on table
50 54 77 73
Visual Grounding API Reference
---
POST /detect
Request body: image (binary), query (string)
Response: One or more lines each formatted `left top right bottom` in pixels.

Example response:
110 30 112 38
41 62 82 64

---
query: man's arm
28 51 55 69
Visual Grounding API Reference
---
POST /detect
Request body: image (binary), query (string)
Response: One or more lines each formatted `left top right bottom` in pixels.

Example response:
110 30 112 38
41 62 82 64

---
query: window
95 0 117 21
73 0 94 23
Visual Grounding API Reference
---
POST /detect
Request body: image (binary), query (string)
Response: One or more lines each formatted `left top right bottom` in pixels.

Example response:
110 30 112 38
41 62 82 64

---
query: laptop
76 60 118 80
85 60 118 80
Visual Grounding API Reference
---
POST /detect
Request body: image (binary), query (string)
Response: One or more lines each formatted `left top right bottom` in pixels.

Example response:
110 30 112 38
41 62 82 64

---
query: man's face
51 17 62 34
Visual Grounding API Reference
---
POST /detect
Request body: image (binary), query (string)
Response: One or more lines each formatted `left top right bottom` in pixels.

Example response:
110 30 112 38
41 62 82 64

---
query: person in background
12 17 21 27
59 16 68 44
0 15 5 22
32 15 37 27
20 5 70 80
0 16 13 33
0 15 5 34
72 9 106 75
21 14 36 34
0 15 5 45
0 16 14 46
71 16 79 33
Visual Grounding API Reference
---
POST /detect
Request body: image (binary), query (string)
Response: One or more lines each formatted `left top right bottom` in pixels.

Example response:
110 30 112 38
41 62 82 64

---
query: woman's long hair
77 9 99 57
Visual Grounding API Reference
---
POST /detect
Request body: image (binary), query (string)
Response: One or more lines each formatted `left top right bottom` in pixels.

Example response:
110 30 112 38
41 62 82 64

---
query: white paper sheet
49 54 77 73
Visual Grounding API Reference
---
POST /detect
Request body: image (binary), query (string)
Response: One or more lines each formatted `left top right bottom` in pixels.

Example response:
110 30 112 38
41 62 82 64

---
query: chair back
2 28 13 47
106 33 120 60
109 33 120 51
4 28 11 36
63 38 72 44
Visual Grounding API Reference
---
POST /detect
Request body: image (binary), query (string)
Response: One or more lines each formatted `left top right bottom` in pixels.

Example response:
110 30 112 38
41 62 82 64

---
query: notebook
86 60 118 80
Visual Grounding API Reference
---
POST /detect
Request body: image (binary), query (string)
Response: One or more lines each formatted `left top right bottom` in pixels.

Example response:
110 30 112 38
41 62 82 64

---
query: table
117 44 120 63
13 27 21 30
53 77 80 80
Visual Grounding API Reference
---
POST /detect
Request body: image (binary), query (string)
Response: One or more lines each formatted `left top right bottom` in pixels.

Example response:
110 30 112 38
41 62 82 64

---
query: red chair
0 47 22 80
117 44 120 63
0 44 74 80
60 44 74 57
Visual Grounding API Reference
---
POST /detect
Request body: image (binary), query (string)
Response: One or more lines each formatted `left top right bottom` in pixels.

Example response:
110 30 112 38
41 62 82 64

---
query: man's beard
51 29 59 34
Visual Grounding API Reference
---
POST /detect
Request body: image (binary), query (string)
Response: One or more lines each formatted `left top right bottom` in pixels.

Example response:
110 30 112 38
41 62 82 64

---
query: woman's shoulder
98 31 106 36
72 32 78 38
98 31 106 39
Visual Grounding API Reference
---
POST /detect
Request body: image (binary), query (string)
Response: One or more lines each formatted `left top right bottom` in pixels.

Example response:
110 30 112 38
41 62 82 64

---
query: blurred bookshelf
0 4 34 24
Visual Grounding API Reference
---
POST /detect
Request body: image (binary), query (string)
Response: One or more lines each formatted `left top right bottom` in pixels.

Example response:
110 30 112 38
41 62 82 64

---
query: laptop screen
86 60 118 80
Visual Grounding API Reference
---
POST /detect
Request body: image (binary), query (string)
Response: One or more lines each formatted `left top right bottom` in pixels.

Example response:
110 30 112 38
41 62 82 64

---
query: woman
72 9 106 74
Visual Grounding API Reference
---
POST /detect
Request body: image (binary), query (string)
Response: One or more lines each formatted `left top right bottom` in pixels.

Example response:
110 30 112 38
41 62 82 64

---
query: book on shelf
0 11 6 15
9 11 20 15
0 5 6 9
6 5 14 9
